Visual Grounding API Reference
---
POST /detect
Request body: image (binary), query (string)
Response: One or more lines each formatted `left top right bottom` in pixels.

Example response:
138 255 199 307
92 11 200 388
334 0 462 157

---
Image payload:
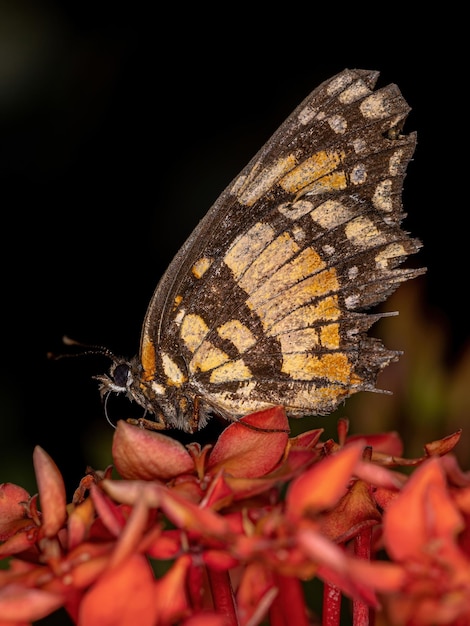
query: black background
1 2 468 498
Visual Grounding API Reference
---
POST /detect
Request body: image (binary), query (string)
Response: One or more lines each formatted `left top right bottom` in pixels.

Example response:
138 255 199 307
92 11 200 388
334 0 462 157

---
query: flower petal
90 484 127 537
0 484 30 534
183 613 228 626
154 555 191 624
286 441 364 520
203 549 238 570
33 447 67 538
207 406 289 478
346 558 405 593
354 459 404 490
78 554 157 626
320 480 381 543
68 497 96 550
288 429 324 449
108 497 149 568
237 561 277 626
112 421 195 480
201 471 234 509
424 430 462 456
348 431 404 456
383 457 464 561
298 530 381 606
0 585 64 622
0 525 39 559
147 529 182 560
160 490 230 537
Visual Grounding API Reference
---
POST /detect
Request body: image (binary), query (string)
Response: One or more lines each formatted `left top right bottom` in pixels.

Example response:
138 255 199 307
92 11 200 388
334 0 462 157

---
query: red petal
286 442 364 520
0 526 38 558
68 497 96 550
203 550 238 570
109 498 150 568
147 529 182 560
183 613 228 626
218 474 279 503
237 561 277 626
298 530 382 606
160 491 230 537
0 586 64 622
440 454 470 487
112 421 195 480
288 429 324 449
33 447 67 538
207 406 289 478
383 457 464 561
354 459 404 490
320 480 381 544
348 431 404 456
90 484 127 537
424 430 462 456
65 543 113 589
201 471 234 509
0 483 38 551
154 555 191 624
0 484 30 533
271 448 319 478
78 554 157 626
373 486 400 511
347 558 405 593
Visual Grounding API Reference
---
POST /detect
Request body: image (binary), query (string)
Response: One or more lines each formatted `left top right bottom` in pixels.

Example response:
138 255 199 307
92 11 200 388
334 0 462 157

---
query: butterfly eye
112 363 131 389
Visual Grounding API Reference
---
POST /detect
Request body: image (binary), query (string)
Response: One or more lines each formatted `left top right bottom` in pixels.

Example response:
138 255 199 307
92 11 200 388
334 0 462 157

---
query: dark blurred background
1 1 468 500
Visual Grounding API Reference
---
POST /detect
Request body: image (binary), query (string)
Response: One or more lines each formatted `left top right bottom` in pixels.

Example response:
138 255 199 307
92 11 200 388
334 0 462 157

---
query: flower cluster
1 406 469 626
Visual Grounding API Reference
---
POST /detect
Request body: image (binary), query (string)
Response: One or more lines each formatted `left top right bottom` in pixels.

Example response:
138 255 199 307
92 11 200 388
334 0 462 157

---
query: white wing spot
348 266 359 280
345 294 360 309
372 179 393 212
352 137 368 154
350 163 367 185
389 150 404 176
345 216 387 249
327 114 347 134
322 244 335 256
339 80 372 104
360 91 391 120
327 72 355 96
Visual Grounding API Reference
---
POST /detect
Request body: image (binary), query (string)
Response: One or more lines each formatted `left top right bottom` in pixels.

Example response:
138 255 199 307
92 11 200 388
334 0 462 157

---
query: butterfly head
94 356 158 420
50 336 157 425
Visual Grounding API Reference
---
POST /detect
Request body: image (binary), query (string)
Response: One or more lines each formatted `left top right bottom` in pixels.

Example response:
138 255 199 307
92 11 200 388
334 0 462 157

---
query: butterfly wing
139 68 424 424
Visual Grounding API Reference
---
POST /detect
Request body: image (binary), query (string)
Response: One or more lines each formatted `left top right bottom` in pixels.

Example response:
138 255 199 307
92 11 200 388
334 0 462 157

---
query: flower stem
323 582 341 626
269 574 309 626
353 527 373 626
207 567 238 625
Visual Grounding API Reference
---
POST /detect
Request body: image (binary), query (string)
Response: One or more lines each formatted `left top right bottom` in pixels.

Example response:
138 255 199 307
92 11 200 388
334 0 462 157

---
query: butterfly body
96 69 425 433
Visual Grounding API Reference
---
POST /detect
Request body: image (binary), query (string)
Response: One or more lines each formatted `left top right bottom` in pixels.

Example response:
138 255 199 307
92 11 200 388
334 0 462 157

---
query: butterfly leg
126 413 167 431
188 395 202 433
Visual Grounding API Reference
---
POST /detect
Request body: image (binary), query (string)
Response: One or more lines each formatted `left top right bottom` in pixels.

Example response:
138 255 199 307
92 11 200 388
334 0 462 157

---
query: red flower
380 456 470 625
0 407 468 626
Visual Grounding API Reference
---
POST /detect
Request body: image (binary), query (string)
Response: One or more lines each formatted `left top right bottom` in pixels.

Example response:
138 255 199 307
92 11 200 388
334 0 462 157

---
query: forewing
140 68 424 418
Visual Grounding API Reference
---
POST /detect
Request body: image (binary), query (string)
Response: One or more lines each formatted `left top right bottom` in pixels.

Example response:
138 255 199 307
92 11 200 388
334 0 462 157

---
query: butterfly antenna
47 335 118 362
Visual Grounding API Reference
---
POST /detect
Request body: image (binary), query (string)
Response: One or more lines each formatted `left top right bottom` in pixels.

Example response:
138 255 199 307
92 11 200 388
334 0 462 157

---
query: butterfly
94 68 425 433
